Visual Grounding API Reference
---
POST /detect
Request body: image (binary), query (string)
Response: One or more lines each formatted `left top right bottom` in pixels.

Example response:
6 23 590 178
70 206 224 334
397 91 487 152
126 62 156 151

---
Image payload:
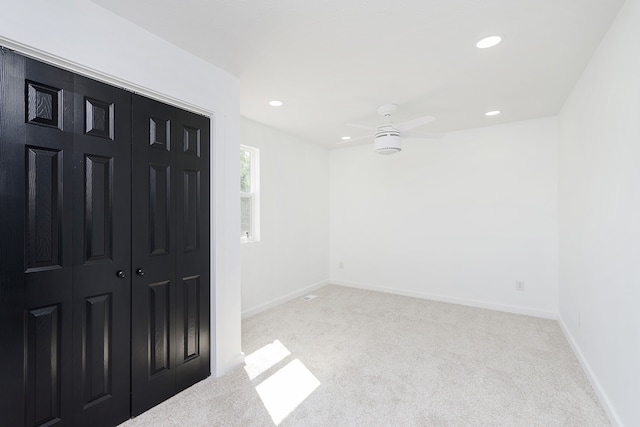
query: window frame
240 145 260 243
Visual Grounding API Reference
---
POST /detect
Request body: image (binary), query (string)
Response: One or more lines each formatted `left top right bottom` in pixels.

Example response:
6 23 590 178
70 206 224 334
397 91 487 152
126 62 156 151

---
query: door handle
136 268 145 276
116 270 126 279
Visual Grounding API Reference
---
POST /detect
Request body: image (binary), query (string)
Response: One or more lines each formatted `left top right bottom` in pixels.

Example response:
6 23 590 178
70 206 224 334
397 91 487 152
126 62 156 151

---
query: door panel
174 110 210 392
84 154 113 262
131 95 210 414
182 170 200 252
149 163 171 255
24 304 63 426
23 57 76 427
179 275 201 361
1 49 75 427
81 294 112 405
131 95 178 415
71 74 131 427
148 280 171 375
25 146 63 271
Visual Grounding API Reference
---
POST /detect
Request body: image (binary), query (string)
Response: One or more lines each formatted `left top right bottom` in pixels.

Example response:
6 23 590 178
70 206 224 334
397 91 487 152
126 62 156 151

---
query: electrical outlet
339 261 344 269
516 281 525 292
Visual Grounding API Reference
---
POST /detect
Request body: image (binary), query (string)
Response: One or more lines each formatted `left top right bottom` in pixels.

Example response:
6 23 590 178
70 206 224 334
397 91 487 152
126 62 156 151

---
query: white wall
558 0 640 425
330 117 559 318
0 0 242 376
240 118 330 317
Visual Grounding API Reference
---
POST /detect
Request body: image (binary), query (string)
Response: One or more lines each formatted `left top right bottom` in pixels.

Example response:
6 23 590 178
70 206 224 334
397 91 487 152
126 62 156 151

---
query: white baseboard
558 314 622 427
242 279 330 319
213 351 246 378
330 279 558 320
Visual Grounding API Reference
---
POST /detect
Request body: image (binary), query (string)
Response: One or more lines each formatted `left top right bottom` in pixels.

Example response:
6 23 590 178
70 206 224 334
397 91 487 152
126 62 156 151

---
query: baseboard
330 279 558 320
241 279 330 319
558 314 622 427
213 351 245 378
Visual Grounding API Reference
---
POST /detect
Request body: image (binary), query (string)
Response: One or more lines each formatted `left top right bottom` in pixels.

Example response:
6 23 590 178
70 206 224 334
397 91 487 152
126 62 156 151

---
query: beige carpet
120 285 609 426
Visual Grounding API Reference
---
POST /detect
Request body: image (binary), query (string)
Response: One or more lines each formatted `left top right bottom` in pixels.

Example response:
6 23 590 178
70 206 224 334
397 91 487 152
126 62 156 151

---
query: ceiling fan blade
346 123 377 131
395 115 436 132
336 134 371 145
401 130 443 139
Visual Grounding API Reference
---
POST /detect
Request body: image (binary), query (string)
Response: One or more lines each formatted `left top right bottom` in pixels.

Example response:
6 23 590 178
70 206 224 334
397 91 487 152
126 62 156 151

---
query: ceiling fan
339 104 442 155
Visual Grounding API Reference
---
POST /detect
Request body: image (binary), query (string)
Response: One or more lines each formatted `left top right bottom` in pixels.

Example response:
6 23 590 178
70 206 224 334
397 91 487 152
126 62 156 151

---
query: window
240 145 260 242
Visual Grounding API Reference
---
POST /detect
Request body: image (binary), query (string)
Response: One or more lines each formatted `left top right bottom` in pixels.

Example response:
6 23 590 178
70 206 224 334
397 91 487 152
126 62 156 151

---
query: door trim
0 37 213 119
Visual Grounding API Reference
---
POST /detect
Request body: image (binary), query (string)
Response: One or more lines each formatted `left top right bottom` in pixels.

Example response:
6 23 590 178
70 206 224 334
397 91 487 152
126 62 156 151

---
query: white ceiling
92 0 624 148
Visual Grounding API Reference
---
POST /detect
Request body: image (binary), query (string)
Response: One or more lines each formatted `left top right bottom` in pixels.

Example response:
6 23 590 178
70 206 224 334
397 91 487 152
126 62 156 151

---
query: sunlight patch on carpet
255 359 321 425
244 340 291 380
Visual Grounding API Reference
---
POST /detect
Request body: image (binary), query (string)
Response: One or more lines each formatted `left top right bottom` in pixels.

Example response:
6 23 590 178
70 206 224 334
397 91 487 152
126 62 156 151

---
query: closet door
174 107 210 392
70 75 132 427
130 95 210 415
131 96 178 414
0 51 132 427
0 49 74 427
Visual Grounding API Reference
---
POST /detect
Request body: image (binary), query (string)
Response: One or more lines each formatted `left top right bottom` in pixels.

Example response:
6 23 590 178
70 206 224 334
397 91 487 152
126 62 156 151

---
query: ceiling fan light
376 147 401 155
374 133 401 155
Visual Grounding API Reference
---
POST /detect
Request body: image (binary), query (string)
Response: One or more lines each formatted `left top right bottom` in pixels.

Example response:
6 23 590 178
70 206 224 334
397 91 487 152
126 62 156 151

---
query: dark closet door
1 48 74 427
70 75 132 427
130 95 178 414
173 106 210 393
0 50 132 427
130 95 210 415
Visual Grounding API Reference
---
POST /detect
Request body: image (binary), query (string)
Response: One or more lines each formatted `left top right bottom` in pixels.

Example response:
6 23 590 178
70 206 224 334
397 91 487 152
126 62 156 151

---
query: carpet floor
119 285 609 426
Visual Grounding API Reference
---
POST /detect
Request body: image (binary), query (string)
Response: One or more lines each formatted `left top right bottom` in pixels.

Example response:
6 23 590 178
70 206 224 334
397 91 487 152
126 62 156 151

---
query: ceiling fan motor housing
374 127 401 155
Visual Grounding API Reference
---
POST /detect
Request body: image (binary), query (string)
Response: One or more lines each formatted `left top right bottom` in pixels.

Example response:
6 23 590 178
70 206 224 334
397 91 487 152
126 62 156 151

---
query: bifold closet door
70 74 132 427
0 49 74 427
131 95 210 415
0 50 132 426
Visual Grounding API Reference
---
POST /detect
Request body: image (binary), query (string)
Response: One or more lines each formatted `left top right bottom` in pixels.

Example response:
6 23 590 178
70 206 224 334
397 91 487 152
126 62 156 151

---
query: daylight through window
241 145 260 242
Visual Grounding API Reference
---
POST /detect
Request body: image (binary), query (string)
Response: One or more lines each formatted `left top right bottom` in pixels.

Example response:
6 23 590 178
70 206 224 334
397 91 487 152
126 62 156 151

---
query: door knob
116 270 126 279
136 268 145 276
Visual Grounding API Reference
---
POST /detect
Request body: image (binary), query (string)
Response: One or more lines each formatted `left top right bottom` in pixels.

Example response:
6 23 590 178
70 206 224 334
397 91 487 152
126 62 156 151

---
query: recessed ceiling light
485 110 501 116
268 100 284 107
476 36 502 49
341 136 351 141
